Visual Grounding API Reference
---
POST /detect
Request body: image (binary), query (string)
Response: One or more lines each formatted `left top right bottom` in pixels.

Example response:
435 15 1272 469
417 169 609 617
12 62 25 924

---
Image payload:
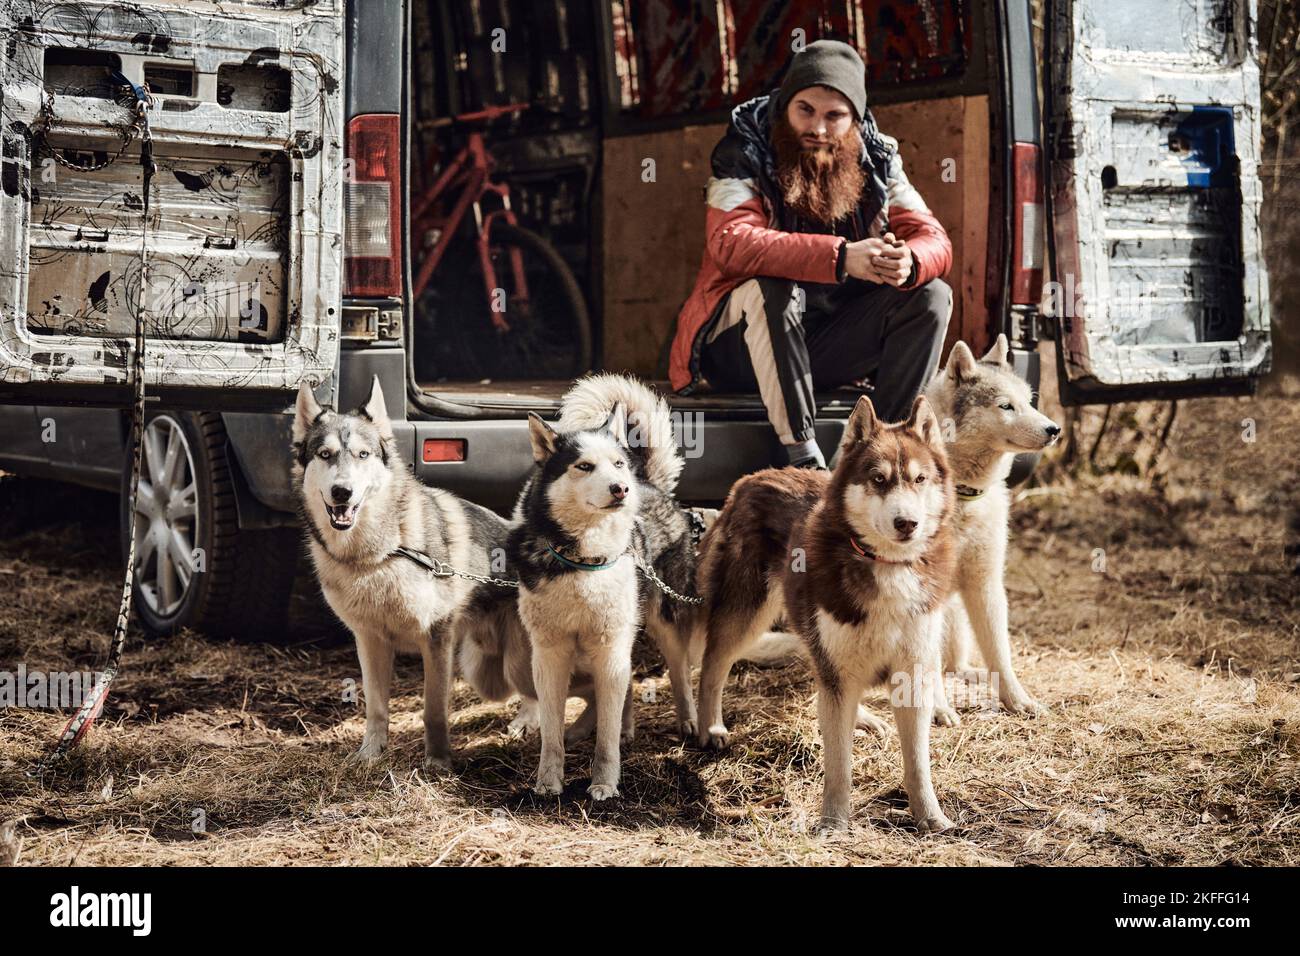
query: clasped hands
843 231 913 287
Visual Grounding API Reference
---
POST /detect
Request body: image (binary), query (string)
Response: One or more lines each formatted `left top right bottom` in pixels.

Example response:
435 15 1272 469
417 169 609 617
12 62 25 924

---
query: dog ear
840 394 879 448
293 381 325 446
980 333 1010 367
359 375 395 441
603 401 629 447
528 412 560 465
944 340 978 383
905 395 945 454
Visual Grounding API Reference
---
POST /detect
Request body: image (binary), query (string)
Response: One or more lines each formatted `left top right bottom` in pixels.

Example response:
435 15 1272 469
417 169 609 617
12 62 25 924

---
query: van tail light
1010 142 1044 305
345 114 402 297
423 439 466 463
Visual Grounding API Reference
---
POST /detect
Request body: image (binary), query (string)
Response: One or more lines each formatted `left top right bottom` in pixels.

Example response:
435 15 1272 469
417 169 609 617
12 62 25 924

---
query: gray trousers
699 275 953 446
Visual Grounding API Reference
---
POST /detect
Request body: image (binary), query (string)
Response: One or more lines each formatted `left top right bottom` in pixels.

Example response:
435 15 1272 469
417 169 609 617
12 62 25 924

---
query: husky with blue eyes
293 376 537 774
509 374 699 802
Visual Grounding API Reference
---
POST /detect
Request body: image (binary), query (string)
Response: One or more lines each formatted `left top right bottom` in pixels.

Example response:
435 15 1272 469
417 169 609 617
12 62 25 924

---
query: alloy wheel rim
132 415 200 618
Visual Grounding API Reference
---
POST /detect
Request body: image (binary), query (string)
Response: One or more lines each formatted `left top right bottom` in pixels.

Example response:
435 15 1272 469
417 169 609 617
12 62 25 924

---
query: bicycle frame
412 105 532 333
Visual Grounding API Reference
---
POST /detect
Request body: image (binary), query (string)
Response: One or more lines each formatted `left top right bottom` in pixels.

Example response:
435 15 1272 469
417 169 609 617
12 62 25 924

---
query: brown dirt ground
1 362 1298 866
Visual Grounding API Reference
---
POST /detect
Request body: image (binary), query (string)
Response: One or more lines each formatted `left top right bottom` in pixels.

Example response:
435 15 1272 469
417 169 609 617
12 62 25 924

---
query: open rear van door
1044 0 1270 404
0 0 344 407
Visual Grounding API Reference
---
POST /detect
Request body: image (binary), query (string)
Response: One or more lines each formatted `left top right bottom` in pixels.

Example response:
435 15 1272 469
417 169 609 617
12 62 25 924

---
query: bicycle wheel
416 220 592 381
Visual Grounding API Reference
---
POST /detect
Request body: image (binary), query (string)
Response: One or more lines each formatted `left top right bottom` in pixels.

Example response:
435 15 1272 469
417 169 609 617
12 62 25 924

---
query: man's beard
771 112 866 226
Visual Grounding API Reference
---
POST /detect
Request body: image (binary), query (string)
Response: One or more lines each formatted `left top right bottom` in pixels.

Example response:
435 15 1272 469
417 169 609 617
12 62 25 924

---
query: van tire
120 411 299 642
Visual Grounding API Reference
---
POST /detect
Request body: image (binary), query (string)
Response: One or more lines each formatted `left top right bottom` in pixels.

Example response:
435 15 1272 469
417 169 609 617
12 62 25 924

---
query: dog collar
955 483 986 500
544 542 622 571
848 536 912 565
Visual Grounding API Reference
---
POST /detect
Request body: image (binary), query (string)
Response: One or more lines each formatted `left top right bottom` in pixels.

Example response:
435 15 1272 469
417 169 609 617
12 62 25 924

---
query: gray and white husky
293 377 536 773
924 334 1061 723
509 374 700 801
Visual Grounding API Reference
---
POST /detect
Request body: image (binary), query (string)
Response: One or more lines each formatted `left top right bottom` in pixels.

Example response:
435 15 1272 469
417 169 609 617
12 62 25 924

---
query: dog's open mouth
324 498 363 530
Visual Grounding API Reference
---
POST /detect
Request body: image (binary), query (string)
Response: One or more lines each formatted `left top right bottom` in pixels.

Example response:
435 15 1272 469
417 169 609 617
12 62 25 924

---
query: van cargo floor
418 379 869 417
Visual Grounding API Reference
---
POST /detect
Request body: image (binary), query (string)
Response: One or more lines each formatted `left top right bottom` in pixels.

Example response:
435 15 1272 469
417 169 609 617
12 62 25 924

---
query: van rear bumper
226 347 1044 519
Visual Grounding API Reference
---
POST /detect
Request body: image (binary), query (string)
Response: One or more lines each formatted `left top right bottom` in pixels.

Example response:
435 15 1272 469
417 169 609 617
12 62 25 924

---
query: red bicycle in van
409 101 592 381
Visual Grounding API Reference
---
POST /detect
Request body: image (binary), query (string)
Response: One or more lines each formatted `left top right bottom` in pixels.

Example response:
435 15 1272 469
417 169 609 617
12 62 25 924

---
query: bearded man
669 39 953 469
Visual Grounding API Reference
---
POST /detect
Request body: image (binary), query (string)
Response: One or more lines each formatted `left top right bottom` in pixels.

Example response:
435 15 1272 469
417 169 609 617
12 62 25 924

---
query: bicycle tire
415 220 593 381
489 221 593 375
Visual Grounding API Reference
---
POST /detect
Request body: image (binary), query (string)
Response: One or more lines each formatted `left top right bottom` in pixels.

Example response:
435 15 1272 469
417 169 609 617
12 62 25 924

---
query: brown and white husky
694 395 959 832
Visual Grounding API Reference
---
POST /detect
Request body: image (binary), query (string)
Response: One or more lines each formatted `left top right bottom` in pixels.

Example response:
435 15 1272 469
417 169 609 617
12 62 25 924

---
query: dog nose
330 484 352 504
1045 424 1061 438
894 517 918 537
609 482 628 501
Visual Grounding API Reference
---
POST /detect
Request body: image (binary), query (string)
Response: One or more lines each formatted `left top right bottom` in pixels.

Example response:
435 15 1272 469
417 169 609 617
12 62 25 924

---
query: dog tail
456 603 516 703
743 631 807 665
556 373 683 495
683 629 805 668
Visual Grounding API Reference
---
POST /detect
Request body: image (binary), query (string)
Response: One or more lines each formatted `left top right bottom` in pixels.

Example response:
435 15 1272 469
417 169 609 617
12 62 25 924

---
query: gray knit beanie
774 39 867 121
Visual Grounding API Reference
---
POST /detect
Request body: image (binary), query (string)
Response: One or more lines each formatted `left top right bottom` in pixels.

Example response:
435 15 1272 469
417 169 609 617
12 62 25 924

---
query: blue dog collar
544 543 621 571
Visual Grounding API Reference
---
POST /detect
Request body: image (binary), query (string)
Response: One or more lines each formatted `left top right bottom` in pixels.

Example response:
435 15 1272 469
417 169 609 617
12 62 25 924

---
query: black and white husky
509 374 700 801
293 377 536 773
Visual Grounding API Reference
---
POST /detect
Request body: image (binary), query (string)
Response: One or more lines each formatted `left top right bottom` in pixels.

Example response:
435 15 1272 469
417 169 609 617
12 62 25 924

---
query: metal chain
34 87 142 173
633 551 705 606
423 557 520 590
398 536 705 605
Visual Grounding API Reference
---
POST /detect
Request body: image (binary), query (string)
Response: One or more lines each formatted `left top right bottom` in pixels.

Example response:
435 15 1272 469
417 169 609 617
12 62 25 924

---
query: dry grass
1 385 1298 866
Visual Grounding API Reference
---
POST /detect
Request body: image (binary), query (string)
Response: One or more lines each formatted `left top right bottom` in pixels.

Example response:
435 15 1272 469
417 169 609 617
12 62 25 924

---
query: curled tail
556 373 683 495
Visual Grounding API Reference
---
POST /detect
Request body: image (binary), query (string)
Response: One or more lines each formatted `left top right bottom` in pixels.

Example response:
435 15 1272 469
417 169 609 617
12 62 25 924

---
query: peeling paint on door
1047 0 1270 388
0 0 343 395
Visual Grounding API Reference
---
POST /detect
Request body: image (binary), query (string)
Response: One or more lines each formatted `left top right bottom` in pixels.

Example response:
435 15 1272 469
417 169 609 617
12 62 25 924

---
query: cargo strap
32 79 156 776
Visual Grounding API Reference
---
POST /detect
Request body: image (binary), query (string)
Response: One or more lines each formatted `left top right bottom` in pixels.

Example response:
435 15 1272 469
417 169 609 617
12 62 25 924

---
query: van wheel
119 411 299 641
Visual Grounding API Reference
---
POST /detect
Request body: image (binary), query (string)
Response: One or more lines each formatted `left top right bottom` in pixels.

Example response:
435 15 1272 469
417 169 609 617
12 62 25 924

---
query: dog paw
620 727 635 745
422 755 454 777
700 725 731 750
533 777 563 797
350 739 385 764
915 812 955 835
933 705 962 728
815 815 850 835
678 717 698 740
588 782 620 802
506 715 537 740
1001 691 1045 716
854 706 891 736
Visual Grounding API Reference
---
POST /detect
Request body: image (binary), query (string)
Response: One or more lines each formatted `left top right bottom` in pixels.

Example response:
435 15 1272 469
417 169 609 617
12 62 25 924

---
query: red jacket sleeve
890 207 953 288
882 150 953 287
704 181 844 285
